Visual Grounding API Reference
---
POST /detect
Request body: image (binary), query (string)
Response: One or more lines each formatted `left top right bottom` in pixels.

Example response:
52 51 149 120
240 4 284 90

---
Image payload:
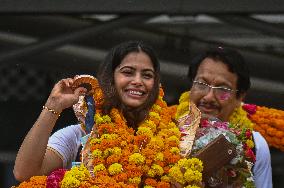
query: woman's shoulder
65 124 83 131
53 124 86 138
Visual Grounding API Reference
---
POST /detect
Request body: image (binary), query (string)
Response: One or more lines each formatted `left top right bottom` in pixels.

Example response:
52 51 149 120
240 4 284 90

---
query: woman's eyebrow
119 66 154 73
142 68 155 73
118 66 135 70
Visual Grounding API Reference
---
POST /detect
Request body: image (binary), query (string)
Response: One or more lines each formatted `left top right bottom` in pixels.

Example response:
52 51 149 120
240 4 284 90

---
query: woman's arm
13 78 87 182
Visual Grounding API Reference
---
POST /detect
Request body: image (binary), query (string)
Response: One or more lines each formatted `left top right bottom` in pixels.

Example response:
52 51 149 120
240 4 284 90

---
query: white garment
47 124 85 168
252 131 273 188
47 125 273 188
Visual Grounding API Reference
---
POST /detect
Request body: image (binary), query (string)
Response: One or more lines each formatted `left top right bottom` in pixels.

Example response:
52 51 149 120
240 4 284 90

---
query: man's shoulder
252 131 271 158
253 131 268 145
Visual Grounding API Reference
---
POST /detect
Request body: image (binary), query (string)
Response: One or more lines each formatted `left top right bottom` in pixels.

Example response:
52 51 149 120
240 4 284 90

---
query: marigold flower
151 164 164 176
145 178 158 186
168 166 185 184
60 166 89 187
112 147 122 155
129 153 145 165
167 135 179 144
170 147 180 154
157 181 171 188
144 186 155 188
98 123 114 134
161 175 171 182
17 176 47 188
142 120 157 132
147 169 156 177
95 115 104 125
177 158 187 167
137 127 153 138
184 185 201 188
246 139 255 148
92 149 103 158
184 169 202 184
229 106 254 130
120 140 127 147
108 163 123 175
187 158 203 172
93 164 106 175
128 177 141 184
89 138 101 146
175 101 189 119
152 104 162 112
113 172 128 182
154 152 164 161
179 91 190 103
148 137 164 150
106 155 121 165
60 176 80 188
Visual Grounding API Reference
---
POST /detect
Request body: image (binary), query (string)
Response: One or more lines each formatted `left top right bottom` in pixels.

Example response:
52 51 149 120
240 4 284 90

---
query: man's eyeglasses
192 80 238 100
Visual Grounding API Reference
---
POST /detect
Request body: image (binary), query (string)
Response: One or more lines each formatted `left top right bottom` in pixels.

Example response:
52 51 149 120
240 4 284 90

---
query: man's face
190 57 244 121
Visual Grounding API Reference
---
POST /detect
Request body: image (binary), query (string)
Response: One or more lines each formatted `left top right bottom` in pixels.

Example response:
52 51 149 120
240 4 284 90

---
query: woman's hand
45 78 87 113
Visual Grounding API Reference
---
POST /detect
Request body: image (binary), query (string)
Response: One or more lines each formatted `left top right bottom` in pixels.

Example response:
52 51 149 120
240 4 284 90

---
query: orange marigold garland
15 176 47 188
81 85 183 187
245 105 284 151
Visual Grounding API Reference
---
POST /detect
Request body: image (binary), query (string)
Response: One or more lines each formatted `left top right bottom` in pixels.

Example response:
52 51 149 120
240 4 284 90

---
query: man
187 47 272 188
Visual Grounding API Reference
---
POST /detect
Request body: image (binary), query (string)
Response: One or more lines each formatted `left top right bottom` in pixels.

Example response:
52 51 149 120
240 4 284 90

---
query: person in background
185 47 272 188
13 41 160 182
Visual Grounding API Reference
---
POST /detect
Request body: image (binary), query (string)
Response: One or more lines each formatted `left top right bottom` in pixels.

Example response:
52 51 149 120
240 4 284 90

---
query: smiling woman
13 41 161 179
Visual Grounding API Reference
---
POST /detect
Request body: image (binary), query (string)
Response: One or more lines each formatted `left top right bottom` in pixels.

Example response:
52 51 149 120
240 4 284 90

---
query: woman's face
114 51 155 108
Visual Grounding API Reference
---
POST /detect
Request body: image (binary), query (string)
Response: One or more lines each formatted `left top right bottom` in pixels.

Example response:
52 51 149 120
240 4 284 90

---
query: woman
13 41 161 182
14 41 203 187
